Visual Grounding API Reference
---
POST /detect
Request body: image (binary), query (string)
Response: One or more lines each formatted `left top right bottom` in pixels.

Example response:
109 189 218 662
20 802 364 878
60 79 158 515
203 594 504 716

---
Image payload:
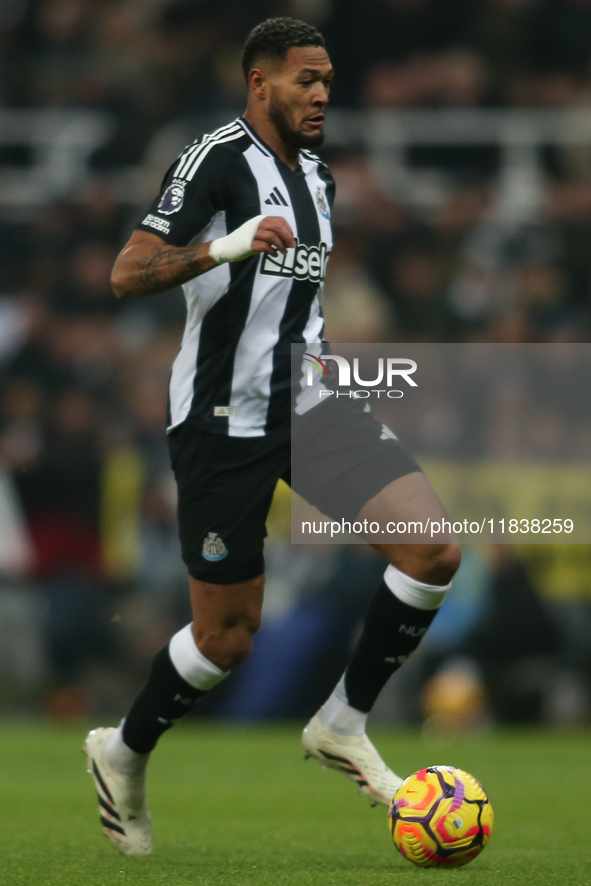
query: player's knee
224 626 256 669
420 542 462 585
198 627 254 670
391 542 461 586
190 572 264 670
228 608 262 667
196 610 261 671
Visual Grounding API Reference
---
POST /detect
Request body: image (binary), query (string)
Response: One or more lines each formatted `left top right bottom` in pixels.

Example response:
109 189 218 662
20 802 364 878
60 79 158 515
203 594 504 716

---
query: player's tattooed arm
111 231 217 299
135 243 216 294
111 217 295 299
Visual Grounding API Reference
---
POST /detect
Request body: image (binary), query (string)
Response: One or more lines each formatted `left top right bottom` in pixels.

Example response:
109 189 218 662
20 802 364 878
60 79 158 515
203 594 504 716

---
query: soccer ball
388 765 493 868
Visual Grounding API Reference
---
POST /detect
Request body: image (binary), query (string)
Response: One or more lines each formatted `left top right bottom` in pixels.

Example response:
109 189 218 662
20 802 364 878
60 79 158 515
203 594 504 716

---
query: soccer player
84 17 461 856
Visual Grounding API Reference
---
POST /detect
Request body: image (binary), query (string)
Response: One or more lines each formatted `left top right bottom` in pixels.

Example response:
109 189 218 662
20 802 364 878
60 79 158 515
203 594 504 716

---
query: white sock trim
384 563 451 611
105 722 150 777
320 675 368 736
168 624 229 690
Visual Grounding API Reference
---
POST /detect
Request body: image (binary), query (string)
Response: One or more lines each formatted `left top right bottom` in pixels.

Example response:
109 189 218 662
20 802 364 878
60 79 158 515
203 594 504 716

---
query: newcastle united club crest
316 186 330 219
202 532 228 562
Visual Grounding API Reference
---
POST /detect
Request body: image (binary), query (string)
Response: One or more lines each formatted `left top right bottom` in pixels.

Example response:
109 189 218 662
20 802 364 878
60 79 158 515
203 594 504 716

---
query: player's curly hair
242 17 326 84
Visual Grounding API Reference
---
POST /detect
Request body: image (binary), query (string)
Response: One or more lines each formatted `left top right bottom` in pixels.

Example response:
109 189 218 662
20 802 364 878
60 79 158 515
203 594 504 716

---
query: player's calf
189 573 264 670
305 560 455 805
84 620 236 854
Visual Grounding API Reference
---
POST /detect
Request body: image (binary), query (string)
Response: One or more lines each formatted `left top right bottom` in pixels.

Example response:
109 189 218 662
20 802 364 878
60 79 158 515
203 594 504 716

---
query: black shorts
168 399 420 584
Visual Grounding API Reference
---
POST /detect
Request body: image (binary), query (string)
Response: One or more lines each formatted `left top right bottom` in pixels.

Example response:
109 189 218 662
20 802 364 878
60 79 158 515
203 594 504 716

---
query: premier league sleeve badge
158 179 186 215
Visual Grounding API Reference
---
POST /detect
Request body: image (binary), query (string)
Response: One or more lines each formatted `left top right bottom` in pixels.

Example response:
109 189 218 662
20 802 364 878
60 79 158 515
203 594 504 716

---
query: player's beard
268 91 325 150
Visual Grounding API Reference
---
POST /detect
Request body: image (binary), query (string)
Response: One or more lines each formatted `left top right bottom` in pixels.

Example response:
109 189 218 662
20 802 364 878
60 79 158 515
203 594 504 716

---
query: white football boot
302 710 403 807
83 727 152 856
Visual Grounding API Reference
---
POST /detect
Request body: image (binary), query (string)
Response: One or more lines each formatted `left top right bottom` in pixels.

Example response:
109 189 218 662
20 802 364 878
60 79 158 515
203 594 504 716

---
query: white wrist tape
209 214 265 264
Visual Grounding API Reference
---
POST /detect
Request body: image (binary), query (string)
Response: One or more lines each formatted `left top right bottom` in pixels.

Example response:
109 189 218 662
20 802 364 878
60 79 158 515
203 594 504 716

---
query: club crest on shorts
202 532 228 562
316 186 330 219
158 179 186 215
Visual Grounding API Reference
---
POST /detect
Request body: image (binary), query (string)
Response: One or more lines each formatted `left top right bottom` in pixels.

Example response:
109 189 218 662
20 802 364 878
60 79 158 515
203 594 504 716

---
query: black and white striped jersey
137 117 335 438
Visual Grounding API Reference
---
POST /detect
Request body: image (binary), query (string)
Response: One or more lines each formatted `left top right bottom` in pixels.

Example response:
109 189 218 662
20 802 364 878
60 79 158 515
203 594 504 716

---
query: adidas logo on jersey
264 186 288 207
261 238 330 284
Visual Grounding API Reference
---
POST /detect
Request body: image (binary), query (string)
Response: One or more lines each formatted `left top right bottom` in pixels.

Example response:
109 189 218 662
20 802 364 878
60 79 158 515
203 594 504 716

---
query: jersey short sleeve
135 140 236 247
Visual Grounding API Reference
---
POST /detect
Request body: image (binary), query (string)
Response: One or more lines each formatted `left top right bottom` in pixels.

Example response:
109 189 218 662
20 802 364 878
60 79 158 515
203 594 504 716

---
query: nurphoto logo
303 354 418 400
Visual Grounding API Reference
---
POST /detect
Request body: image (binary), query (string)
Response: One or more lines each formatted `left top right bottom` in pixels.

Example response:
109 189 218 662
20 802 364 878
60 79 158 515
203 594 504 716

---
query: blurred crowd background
1 0 591 732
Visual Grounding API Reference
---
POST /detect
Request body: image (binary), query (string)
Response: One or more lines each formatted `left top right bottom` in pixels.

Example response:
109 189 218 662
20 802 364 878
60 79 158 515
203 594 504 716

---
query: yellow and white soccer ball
388 765 493 868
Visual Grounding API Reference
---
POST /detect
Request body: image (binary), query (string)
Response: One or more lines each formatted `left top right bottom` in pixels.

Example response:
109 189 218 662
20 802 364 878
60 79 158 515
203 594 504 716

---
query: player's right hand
251 217 296 256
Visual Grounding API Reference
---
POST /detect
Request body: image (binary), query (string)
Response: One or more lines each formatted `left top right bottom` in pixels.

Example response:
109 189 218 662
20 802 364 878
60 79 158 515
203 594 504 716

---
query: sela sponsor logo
202 532 228 562
158 178 186 215
261 238 330 283
214 406 236 416
303 353 418 400
143 214 170 235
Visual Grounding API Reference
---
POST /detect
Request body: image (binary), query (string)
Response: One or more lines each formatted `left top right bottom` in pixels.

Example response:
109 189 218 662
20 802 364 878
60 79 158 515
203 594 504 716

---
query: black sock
344 579 440 713
122 645 205 753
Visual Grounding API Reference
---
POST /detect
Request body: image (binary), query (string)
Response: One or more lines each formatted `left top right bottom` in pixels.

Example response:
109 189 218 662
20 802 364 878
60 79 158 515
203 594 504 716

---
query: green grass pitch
2 722 590 885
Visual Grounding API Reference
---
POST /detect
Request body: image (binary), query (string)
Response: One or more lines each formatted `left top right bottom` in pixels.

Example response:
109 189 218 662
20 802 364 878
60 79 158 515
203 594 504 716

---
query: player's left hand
251 216 296 256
